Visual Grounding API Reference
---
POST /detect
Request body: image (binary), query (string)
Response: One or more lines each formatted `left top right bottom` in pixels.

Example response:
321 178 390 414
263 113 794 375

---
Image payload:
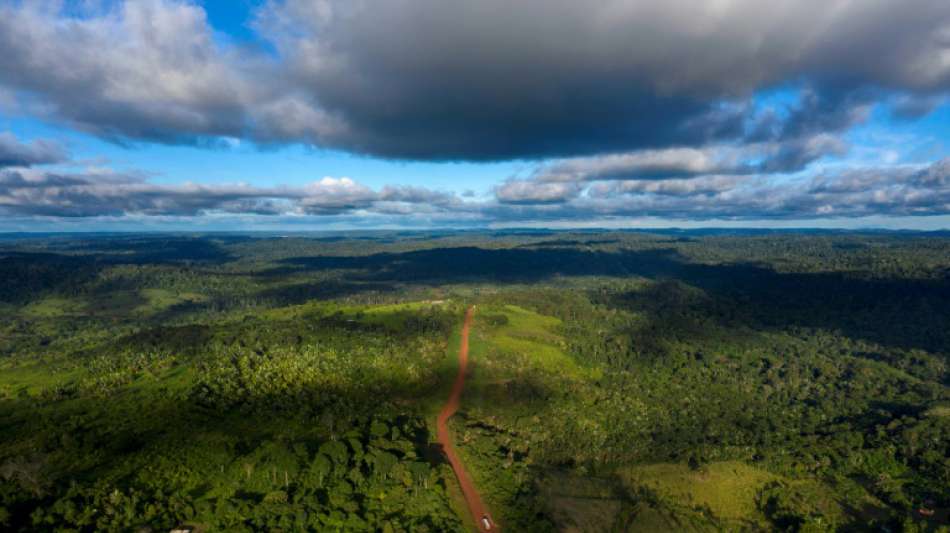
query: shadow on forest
256 280 397 305
0 238 236 302
70 235 238 265
3 237 947 354
2 235 237 267
267 246 950 354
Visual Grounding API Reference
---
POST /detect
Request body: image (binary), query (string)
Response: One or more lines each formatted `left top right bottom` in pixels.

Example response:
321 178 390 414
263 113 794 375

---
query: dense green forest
0 230 947 532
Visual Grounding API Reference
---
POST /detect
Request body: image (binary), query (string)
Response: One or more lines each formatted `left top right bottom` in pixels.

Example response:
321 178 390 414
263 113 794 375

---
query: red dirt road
437 307 498 532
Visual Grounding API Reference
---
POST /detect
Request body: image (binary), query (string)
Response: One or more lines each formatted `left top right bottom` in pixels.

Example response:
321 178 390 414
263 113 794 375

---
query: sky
0 0 949 231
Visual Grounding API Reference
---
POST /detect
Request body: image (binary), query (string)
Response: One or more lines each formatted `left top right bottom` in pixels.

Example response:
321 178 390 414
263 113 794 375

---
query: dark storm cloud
0 132 68 168
256 0 950 159
0 1 949 160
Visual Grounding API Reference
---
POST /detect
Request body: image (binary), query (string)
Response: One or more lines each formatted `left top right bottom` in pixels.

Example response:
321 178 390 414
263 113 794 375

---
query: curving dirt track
437 306 498 532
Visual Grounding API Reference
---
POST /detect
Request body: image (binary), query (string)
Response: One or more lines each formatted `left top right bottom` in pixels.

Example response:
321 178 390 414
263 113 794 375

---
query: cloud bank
0 169 465 218
2 159 947 225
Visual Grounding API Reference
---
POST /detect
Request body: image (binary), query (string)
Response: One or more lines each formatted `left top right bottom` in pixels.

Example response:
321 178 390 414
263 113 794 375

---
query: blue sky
0 0 948 231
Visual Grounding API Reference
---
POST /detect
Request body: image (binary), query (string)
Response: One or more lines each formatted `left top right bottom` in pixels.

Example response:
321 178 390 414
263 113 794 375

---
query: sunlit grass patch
619 461 855 529
620 461 778 523
20 297 86 318
471 303 593 381
924 404 950 418
0 360 82 396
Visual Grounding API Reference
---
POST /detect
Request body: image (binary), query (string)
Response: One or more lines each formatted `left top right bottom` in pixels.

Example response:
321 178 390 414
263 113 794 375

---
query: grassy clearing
620 461 778 523
469 303 594 384
20 297 86 318
618 461 858 530
0 360 82 396
924 405 950 418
